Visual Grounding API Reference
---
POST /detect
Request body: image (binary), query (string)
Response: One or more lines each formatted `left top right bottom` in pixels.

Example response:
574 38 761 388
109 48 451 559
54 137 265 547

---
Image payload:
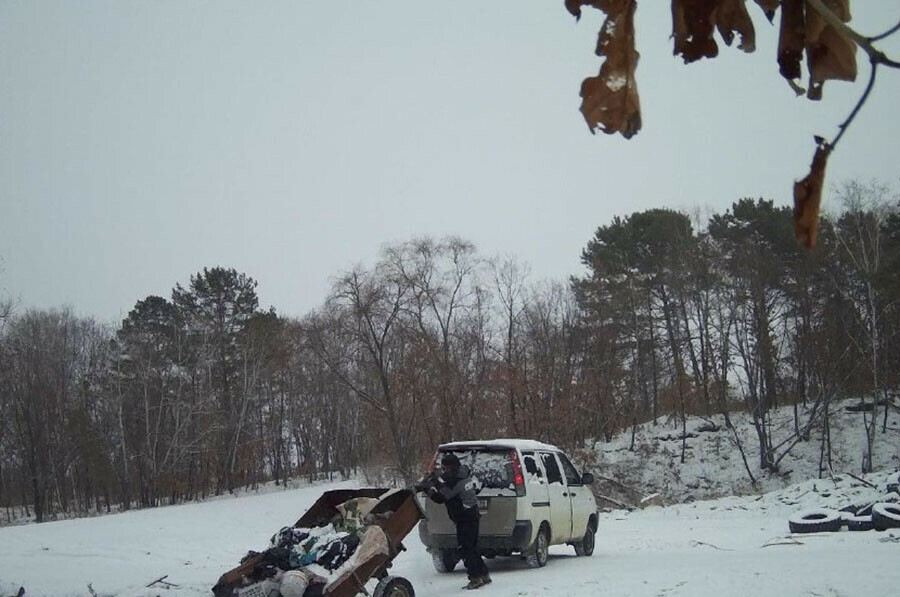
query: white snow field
2 474 899 597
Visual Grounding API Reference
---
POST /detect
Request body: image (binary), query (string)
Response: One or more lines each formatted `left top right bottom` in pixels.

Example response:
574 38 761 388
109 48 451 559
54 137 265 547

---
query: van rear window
441 449 514 491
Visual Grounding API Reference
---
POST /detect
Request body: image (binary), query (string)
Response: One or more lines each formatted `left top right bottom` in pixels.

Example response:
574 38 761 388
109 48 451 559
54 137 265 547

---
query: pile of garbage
213 494 395 597
787 475 900 534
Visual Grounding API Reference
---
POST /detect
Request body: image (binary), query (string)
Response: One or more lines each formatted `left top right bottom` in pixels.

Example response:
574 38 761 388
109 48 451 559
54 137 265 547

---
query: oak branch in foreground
566 0 899 249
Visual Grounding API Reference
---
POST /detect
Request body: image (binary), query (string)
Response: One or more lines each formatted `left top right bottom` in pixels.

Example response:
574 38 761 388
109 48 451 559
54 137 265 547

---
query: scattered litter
761 536 804 548
689 540 733 551
146 575 178 589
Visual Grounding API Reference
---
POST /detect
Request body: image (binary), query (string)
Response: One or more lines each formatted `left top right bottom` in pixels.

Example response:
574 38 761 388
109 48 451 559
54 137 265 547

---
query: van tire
525 524 550 568
431 549 459 573
574 520 596 556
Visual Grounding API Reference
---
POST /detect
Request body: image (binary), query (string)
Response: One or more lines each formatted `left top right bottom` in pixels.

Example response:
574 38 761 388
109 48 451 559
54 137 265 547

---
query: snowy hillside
2 472 900 597
587 399 900 506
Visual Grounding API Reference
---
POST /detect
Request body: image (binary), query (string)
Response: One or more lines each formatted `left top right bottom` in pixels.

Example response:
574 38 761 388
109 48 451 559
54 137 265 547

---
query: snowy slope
590 400 900 505
2 473 900 597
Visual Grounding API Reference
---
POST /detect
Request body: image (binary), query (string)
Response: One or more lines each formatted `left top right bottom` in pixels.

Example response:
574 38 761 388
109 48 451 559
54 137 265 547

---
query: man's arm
433 477 466 501
413 471 438 492
426 485 447 504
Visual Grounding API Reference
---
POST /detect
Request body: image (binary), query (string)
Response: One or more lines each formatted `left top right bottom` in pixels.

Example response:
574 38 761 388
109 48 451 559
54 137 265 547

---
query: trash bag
271 526 311 549
317 532 361 570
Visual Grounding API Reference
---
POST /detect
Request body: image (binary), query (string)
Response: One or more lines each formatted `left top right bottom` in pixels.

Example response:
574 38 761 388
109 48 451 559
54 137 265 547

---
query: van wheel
574 521 596 556
526 524 550 568
431 549 459 573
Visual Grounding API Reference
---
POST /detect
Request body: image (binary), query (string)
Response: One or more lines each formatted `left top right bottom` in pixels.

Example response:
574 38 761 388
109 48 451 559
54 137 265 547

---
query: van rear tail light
510 450 526 497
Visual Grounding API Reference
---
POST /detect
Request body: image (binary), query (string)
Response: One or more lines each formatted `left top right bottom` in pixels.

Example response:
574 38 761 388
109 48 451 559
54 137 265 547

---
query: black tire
373 575 415 597
872 503 900 531
431 549 459 573
526 524 550 568
788 508 842 534
845 515 874 531
573 520 596 556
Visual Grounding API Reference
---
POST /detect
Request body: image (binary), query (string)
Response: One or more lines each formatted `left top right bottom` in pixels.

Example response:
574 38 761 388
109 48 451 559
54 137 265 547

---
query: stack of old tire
788 478 900 534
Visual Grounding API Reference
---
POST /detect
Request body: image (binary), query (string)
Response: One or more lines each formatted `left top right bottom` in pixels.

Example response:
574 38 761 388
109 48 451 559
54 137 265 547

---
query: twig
846 472 877 489
869 19 900 43
597 474 646 498
829 58 878 151
146 575 169 588
87 585 98 597
761 537 804 548
146 575 178 589
596 493 632 510
690 540 734 551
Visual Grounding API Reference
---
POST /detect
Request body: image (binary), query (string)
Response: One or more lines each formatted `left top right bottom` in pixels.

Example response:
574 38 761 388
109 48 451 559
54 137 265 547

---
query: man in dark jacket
417 453 491 590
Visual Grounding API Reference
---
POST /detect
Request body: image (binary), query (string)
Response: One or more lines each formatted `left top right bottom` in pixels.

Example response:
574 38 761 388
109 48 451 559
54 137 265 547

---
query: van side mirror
581 472 594 485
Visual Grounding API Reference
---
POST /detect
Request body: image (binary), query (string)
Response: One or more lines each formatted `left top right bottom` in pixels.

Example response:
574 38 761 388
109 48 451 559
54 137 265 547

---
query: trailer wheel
525 524 550 568
373 575 415 597
872 503 900 531
788 508 842 534
431 549 459 573
573 519 596 556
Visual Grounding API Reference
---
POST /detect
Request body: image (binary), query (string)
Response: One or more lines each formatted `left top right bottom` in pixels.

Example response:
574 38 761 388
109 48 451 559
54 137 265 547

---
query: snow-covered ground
3 400 899 596
2 472 899 597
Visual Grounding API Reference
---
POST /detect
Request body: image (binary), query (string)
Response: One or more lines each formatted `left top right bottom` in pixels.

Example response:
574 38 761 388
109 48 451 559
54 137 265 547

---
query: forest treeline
1 182 899 523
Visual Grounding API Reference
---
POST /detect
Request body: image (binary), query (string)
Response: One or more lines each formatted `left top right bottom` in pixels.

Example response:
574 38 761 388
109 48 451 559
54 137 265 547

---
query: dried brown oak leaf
793 140 831 249
673 0 720 63
672 0 756 63
778 0 806 82
752 0 779 23
575 0 642 138
565 0 604 19
805 0 856 100
716 0 757 53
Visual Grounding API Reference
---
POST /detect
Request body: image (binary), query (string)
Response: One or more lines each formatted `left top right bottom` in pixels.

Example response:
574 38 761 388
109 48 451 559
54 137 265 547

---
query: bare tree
832 180 896 472
308 262 417 482
490 256 530 436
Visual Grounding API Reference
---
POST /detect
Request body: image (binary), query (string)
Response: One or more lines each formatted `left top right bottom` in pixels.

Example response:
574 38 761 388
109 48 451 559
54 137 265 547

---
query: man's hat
440 453 460 467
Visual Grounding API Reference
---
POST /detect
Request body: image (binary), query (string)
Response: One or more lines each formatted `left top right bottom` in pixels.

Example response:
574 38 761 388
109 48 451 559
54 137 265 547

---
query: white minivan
417 439 597 571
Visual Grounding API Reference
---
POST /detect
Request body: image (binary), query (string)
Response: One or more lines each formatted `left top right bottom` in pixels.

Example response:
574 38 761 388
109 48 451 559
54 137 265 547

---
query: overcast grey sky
2 0 898 323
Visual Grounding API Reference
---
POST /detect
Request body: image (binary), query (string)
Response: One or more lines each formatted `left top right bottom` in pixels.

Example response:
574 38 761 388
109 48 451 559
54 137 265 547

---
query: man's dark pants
456 518 488 579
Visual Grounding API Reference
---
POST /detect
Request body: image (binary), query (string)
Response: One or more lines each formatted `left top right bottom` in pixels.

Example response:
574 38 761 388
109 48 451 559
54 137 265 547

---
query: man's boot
463 576 486 590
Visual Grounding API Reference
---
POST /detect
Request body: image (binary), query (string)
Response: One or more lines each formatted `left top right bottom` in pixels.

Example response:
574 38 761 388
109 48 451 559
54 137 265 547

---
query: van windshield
441 448 515 493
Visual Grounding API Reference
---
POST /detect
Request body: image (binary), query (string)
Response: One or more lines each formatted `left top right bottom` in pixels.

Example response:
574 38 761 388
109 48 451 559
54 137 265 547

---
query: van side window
557 453 582 486
539 452 563 485
522 451 543 480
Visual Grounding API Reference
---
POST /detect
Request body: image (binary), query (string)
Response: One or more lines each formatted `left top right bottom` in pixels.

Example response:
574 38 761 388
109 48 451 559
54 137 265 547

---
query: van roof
439 438 560 452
